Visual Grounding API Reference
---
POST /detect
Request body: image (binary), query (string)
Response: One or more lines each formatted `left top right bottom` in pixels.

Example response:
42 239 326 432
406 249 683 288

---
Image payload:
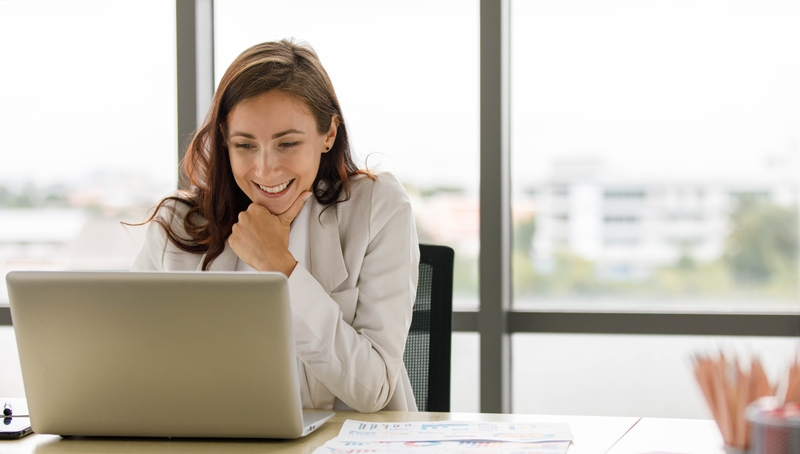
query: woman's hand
229 191 311 276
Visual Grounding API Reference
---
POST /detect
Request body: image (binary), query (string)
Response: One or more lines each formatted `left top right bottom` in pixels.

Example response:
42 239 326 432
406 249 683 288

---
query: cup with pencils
692 352 800 453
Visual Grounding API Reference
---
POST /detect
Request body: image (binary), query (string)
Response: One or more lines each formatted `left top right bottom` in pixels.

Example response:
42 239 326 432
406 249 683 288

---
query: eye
233 143 256 152
279 141 299 149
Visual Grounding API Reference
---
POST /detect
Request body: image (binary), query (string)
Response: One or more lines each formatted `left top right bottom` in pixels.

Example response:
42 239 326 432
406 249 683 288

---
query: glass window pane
451 333 480 412
510 0 800 311
512 333 795 418
215 0 480 311
0 327 22 396
0 0 178 302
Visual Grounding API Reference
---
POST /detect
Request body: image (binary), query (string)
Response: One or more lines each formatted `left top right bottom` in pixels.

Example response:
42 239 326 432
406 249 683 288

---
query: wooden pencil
691 352 776 450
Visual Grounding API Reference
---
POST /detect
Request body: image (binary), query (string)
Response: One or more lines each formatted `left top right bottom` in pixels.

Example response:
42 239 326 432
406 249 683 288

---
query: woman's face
226 90 336 215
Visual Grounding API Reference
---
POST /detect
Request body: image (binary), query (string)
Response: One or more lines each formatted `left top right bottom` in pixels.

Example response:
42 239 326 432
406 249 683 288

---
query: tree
724 199 798 285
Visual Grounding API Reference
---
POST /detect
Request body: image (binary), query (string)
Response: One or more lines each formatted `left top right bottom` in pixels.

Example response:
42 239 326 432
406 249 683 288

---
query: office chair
403 244 454 412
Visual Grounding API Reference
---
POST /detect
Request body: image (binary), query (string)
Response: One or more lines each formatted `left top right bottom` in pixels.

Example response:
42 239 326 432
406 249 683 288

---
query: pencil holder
746 397 800 454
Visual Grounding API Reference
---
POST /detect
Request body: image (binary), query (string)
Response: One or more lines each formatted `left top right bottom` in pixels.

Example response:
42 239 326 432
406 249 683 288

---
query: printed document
312 420 574 454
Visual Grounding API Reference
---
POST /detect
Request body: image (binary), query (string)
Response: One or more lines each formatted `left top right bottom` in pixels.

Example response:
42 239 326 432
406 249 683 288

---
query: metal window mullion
479 0 511 414
505 311 800 337
454 311 800 336
176 0 214 186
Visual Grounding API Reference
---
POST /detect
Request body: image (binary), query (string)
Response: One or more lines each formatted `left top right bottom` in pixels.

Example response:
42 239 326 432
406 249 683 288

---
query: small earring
325 146 330 151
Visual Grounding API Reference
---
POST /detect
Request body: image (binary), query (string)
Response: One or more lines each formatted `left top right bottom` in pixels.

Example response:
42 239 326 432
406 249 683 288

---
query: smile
257 179 294 194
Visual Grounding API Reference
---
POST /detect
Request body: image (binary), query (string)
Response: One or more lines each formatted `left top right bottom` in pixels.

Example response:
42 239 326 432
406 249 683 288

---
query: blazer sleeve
131 218 167 271
130 196 197 272
287 175 419 413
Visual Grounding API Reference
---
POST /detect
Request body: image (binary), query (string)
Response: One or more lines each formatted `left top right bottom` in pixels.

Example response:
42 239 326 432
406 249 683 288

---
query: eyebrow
271 129 304 139
228 131 256 139
228 129 305 140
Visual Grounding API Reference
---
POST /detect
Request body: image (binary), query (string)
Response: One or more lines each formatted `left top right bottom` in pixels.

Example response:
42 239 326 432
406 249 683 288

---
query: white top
234 198 337 410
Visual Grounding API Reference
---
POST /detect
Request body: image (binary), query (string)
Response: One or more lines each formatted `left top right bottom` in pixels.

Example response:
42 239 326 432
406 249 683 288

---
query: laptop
6 271 334 439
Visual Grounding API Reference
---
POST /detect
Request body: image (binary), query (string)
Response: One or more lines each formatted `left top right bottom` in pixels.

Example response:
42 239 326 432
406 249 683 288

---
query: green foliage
724 199 798 285
514 247 605 297
650 260 732 296
453 254 478 296
419 186 465 198
0 184 69 208
513 216 536 255
0 185 34 207
513 200 799 302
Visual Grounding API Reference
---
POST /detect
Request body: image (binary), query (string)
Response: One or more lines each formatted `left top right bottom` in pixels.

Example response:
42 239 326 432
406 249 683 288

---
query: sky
0 0 177 189
1 0 798 193
511 0 800 186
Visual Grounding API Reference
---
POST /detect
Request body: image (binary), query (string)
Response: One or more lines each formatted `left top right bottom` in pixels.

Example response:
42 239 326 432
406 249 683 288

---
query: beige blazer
131 172 420 412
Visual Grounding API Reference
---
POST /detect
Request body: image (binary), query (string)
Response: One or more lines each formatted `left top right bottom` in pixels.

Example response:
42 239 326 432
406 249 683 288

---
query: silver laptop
6 271 334 439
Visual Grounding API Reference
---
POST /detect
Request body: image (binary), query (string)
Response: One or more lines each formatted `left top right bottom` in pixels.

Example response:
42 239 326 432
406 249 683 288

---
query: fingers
235 202 267 230
278 191 312 226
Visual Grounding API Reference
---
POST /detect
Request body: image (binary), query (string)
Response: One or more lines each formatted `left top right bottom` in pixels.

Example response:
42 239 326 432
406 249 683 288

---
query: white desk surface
606 417 725 454
0 409 640 454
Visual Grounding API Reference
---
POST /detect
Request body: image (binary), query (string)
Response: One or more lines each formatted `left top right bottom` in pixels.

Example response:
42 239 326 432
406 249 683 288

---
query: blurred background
1 0 799 418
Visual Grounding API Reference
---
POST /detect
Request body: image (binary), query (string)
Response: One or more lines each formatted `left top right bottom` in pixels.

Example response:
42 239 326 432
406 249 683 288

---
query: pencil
691 352 777 450
785 355 800 403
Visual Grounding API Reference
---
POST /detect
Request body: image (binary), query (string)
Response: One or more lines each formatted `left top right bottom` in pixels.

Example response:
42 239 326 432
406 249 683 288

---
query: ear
323 116 339 153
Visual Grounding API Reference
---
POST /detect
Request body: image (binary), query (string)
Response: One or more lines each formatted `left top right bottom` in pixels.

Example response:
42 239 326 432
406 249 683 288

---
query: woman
131 39 420 413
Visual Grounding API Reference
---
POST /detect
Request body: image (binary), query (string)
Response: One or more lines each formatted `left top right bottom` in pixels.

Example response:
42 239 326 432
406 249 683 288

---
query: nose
253 148 281 180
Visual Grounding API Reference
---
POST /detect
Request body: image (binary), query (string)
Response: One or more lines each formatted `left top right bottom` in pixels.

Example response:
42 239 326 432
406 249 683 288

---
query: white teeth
258 179 292 194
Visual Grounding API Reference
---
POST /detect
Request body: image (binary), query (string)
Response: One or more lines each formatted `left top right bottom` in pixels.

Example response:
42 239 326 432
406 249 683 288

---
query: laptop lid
6 271 333 438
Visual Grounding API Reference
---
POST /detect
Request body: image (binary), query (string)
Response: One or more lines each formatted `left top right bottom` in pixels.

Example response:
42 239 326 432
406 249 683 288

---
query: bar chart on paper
312 420 574 453
339 420 573 442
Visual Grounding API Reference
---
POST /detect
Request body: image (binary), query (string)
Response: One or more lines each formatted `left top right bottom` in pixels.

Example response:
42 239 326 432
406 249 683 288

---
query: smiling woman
131 39 421 413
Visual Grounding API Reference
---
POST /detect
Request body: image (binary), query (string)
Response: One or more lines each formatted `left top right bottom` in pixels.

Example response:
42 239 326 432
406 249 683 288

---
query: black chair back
403 244 454 412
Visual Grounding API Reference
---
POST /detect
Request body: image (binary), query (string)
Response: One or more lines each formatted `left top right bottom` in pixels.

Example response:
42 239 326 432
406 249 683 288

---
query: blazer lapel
308 200 347 292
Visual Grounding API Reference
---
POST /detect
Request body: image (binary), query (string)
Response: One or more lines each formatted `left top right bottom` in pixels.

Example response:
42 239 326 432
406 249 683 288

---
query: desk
606 417 726 454
0 411 724 454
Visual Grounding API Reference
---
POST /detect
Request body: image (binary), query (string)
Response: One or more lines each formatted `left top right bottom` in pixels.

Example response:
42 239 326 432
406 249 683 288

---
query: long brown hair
145 39 368 270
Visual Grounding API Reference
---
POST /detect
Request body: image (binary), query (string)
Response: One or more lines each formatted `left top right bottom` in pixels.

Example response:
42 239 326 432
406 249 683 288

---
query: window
214 0 480 411
508 0 800 415
512 333 798 418
4 1 794 418
511 0 800 312
0 0 177 396
0 0 177 303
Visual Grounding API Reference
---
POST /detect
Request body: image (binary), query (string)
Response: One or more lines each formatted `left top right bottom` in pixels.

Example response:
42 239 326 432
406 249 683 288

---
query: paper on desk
313 440 571 454
336 419 574 443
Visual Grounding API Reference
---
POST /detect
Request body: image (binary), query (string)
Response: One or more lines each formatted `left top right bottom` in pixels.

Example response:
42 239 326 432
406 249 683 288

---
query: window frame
475 0 800 413
2 0 797 415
